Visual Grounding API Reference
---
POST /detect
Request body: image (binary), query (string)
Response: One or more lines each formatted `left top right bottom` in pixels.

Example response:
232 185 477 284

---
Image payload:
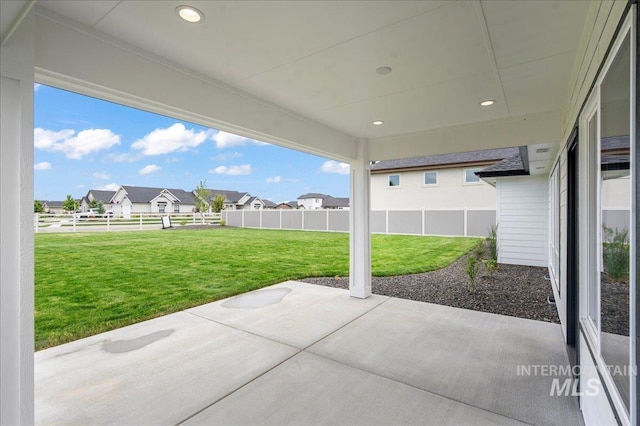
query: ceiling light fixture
372 120 384 126
480 100 495 107
176 5 204 23
376 66 392 75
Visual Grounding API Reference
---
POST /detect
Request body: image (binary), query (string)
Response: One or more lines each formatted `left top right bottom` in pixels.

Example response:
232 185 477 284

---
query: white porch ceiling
7 0 592 161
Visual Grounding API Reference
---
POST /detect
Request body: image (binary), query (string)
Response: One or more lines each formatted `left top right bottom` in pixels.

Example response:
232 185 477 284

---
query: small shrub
487 224 498 261
180 220 187 226
466 255 480 293
603 226 629 281
483 259 498 278
473 240 485 259
219 220 226 227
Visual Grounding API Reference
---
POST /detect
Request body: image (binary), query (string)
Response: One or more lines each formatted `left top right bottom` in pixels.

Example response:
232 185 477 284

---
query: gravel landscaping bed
302 251 560 324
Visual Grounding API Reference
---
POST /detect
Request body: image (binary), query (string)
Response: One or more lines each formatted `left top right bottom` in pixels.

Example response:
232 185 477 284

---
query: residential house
80 189 116 212
297 193 349 210
3 2 636 425
274 201 297 210
208 189 272 210
41 200 65 214
111 185 198 217
370 147 521 210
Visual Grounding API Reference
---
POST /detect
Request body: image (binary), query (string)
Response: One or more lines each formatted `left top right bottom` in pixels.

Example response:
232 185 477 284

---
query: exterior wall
371 167 496 210
556 3 633 425
298 197 323 210
496 176 548 267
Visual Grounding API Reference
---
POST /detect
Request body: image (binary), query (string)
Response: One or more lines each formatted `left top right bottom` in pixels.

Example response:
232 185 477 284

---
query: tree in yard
194 180 211 213
89 199 105 215
62 195 78 213
34 200 45 213
212 194 226 213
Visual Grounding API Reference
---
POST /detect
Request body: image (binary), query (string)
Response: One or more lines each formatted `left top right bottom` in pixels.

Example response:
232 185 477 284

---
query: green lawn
35 228 477 349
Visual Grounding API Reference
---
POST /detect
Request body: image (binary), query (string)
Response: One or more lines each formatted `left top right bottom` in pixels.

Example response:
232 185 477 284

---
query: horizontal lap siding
497 176 548 267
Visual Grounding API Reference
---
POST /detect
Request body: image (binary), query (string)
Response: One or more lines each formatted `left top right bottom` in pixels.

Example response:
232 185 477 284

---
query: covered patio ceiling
3 0 590 165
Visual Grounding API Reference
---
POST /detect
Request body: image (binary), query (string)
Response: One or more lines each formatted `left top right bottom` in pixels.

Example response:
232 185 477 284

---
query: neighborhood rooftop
120 185 198 204
371 147 522 172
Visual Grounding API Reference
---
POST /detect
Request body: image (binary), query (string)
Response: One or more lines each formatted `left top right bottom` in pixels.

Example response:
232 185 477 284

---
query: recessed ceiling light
372 120 384 126
176 5 204 23
376 66 392 75
535 147 550 154
480 100 495 107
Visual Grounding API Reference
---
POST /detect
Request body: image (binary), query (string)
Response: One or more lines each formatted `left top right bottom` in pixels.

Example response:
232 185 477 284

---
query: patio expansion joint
306 348 537 426
173 347 304 426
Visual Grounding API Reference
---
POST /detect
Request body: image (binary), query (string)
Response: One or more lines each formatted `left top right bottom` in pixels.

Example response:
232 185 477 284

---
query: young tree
89 199 105 214
212 194 226 213
62 195 78 213
194 180 211 213
34 200 45 213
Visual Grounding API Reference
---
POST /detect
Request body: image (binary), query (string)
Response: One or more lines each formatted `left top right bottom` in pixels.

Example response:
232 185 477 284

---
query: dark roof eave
476 170 530 178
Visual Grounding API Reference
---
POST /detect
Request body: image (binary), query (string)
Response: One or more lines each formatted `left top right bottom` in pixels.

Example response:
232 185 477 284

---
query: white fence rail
34 212 221 233
223 208 497 237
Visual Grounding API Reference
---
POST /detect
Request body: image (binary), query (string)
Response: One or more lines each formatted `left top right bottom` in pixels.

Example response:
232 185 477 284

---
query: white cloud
108 152 140 163
34 127 120 159
93 172 110 180
139 164 161 175
98 183 120 191
210 164 253 176
34 161 52 170
320 160 350 175
211 131 270 148
212 151 243 161
266 176 282 183
132 123 212 156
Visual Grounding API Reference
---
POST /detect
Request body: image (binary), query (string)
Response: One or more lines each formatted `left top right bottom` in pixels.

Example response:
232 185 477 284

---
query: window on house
424 172 437 185
158 202 166 214
388 174 400 187
464 168 481 183
598 31 631 413
173 204 180 213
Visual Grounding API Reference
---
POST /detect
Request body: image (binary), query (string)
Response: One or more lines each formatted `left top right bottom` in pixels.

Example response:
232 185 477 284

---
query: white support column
1 5 35 424
349 140 371 299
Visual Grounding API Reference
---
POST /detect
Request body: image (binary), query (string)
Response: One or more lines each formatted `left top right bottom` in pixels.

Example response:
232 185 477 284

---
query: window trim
463 167 482 185
423 171 438 187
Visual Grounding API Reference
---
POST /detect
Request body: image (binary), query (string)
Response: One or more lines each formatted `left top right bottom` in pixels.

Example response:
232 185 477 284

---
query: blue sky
34 84 350 203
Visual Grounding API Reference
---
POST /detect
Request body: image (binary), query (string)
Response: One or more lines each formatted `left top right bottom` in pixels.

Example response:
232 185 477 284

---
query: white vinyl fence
222 209 497 237
34 212 221 233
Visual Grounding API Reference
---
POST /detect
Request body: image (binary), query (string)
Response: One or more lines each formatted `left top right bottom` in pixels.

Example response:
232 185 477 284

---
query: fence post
241 209 245 227
385 210 389 234
326 209 330 231
422 209 425 235
107 214 110 232
139 214 143 230
463 207 468 237
301 209 305 230
259 209 263 229
279 209 282 229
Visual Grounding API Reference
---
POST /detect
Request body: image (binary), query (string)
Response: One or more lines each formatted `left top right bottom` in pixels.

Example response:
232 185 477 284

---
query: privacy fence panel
305 210 327 231
388 211 422 235
466 210 496 237
217 208 501 238
261 210 280 229
328 210 349 232
424 210 463 236
281 210 303 230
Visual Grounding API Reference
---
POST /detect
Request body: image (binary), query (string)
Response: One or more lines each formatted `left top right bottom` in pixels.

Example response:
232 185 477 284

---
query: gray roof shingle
371 147 520 172
121 185 197 204
87 190 116 204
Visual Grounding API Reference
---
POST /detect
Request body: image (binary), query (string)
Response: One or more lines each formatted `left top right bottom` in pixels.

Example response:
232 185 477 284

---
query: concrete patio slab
35 281 583 425
307 297 583 426
184 351 527 426
187 281 389 348
35 311 298 425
